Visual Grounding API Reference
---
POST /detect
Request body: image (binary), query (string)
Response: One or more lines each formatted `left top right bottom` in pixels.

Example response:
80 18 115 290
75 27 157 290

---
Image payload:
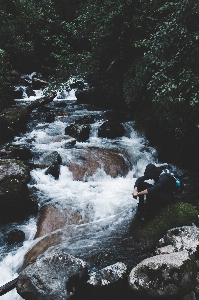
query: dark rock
41 151 62 166
75 87 95 104
45 164 60 179
0 159 34 224
74 115 95 125
45 112 56 123
6 145 32 161
25 86 36 97
6 229 25 245
17 251 88 300
65 124 91 142
98 121 125 139
70 80 84 90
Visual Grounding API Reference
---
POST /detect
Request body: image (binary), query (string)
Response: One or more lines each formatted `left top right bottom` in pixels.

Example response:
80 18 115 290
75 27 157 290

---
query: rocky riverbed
0 74 199 300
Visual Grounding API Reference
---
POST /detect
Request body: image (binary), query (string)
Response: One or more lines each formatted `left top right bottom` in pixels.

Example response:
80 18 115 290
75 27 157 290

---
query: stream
0 74 167 299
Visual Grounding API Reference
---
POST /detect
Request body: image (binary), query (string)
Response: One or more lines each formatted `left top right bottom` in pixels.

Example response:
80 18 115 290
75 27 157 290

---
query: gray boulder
129 251 197 299
17 250 88 300
157 226 199 258
87 262 127 287
41 151 62 166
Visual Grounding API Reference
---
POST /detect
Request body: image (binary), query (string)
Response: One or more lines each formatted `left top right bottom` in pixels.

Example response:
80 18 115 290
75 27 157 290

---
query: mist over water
0 84 158 299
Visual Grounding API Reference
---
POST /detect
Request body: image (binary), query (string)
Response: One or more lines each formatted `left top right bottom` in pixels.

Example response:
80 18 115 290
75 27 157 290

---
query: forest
0 0 199 169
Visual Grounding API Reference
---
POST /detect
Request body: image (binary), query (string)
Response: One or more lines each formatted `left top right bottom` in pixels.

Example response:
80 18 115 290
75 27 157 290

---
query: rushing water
0 78 161 299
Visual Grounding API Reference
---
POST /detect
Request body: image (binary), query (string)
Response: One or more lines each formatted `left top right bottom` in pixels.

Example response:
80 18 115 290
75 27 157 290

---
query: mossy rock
131 202 198 243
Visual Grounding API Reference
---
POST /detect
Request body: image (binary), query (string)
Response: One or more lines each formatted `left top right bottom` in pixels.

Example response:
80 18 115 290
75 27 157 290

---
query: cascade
0 74 159 299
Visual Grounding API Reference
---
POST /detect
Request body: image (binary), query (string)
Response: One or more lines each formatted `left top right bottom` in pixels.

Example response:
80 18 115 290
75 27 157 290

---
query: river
0 75 163 299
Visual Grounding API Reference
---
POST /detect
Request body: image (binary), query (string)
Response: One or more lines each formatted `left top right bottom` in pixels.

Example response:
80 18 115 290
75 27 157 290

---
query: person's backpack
163 169 183 193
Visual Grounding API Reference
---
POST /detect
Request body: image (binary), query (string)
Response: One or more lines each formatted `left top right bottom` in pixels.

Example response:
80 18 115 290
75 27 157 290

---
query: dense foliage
0 0 199 167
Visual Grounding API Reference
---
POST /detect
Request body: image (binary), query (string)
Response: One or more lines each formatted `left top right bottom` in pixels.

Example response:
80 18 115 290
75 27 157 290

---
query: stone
87 262 127 287
65 124 91 142
45 164 60 179
98 121 125 139
129 251 197 299
17 251 88 300
68 147 131 180
34 205 83 239
6 229 25 245
158 226 199 258
41 151 62 166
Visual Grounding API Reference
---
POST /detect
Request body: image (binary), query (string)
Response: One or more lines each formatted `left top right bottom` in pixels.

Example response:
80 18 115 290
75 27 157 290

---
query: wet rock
157 226 199 259
6 229 25 245
129 251 197 299
41 151 62 166
45 164 60 179
68 147 131 180
6 144 32 161
75 87 95 104
65 124 91 142
17 251 88 300
70 80 84 90
0 159 34 224
45 112 55 123
34 205 83 239
25 86 36 97
87 262 127 287
9 87 23 99
98 121 125 139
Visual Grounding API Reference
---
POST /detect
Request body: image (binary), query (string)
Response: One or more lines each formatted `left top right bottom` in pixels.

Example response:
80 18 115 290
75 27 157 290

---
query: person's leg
136 182 152 217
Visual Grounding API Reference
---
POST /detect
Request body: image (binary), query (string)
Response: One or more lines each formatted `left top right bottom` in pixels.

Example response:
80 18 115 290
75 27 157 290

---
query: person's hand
132 190 138 197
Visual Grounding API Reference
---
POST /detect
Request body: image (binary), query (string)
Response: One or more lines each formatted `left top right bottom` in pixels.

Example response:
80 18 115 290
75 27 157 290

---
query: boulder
34 205 83 239
129 251 197 299
45 164 60 179
45 112 55 123
75 87 95 104
157 226 199 259
25 86 36 97
65 124 91 142
0 159 35 224
87 262 127 287
17 251 88 300
98 121 125 139
41 151 62 166
23 206 84 268
68 147 132 180
6 229 25 245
